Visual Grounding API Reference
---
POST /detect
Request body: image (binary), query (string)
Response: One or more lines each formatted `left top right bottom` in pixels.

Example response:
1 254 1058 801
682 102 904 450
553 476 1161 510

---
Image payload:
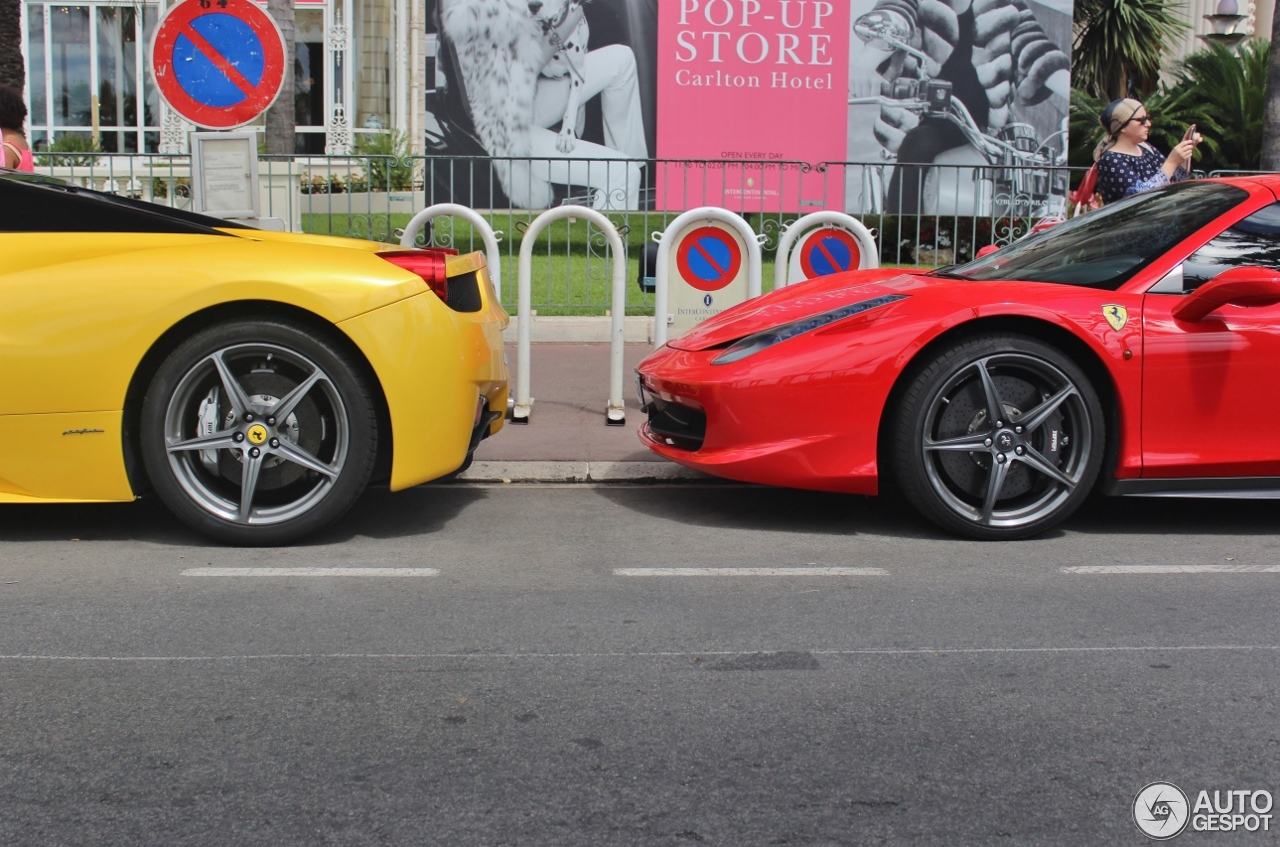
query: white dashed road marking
1061 565 1280 574
181 568 439 577
2 645 1280 663
613 567 889 577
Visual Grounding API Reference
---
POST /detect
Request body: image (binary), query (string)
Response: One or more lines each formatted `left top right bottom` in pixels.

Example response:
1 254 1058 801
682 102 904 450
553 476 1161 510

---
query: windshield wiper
927 267 970 280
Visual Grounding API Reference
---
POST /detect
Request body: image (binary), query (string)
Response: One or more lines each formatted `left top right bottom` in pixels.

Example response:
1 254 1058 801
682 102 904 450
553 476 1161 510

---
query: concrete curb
451 460 706 483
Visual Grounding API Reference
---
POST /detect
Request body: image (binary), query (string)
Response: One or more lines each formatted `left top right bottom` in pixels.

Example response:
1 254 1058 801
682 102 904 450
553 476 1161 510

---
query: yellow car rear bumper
338 287 508 492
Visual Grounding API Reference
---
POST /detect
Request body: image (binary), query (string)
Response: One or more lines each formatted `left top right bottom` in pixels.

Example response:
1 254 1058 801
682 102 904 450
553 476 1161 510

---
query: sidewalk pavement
455 337 707 484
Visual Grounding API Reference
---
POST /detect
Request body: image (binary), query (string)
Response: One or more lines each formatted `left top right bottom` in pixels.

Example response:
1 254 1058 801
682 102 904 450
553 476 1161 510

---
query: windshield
0 171 250 235
946 182 1248 290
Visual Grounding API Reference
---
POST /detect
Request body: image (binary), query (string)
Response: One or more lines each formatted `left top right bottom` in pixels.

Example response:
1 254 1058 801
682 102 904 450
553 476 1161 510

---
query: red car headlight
712 294 908 365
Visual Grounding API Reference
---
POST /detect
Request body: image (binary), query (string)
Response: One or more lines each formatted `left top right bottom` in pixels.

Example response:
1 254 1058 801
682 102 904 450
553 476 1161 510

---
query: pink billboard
656 0 850 211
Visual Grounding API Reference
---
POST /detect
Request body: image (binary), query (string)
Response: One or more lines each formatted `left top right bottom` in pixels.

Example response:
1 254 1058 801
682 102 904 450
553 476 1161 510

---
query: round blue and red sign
799 228 861 278
151 0 286 129
675 226 743 292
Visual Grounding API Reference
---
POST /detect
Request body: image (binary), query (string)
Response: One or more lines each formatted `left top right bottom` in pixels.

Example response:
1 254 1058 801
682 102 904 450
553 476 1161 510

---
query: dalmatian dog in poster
438 0 555 207
530 0 590 153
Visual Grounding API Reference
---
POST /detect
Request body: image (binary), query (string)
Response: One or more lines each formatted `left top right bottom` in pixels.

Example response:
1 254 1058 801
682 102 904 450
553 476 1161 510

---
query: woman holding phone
1093 98 1199 203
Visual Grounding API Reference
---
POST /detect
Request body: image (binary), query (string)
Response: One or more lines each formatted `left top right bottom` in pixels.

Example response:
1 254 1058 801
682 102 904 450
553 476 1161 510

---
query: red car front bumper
636 337 904 495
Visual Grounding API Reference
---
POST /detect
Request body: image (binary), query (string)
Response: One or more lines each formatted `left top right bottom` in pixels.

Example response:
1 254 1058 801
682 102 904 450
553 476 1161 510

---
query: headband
1093 98 1143 162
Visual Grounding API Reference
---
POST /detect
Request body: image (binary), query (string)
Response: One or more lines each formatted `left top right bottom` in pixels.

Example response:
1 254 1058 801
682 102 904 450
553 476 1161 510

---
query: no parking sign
676 227 743 293
151 0 286 129
667 222 750 337
786 224 876 285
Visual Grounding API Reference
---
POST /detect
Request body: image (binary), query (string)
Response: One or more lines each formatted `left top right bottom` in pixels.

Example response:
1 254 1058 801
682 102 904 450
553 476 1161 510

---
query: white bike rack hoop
513 206 629 426
400 203 505 299
773 211 879 291
652 207 763 348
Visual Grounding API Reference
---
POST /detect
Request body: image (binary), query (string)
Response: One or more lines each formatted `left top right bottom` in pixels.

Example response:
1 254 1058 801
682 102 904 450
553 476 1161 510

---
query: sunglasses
1127 114 1153 125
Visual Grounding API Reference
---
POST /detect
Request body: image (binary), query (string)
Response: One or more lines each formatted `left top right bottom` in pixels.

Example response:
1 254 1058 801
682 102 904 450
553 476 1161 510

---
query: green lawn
303 211 776 315
302 212 918 316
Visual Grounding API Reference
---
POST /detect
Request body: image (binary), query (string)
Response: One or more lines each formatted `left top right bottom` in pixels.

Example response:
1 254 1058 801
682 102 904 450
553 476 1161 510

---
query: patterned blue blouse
1096 144 1190 204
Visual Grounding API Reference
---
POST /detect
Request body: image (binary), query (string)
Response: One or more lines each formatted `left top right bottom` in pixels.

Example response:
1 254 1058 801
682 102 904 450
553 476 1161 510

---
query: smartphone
1184 123 1199 144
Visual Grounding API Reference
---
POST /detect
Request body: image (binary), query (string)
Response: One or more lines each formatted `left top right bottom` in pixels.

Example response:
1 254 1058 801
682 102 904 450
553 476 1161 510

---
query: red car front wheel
891 334 1105 540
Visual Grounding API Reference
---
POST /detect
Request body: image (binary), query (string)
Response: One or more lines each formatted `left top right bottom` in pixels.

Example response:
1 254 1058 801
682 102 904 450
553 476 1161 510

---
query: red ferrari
637 176 1280 539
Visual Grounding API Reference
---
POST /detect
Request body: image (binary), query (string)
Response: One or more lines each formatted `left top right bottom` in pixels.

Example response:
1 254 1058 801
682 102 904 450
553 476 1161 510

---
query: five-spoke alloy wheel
140 320 378 545
892 334 1104 539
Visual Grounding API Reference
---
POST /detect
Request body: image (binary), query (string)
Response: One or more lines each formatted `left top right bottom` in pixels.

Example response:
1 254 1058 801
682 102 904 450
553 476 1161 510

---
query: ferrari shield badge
1102 304 1128 332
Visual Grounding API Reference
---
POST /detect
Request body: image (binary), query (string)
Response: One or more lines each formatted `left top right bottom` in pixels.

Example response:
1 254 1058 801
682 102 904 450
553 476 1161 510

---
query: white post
773 211 880 291
323 0 355 154
513 206 628 425
394 0 408 145
400 203 504 299
653 207 762 348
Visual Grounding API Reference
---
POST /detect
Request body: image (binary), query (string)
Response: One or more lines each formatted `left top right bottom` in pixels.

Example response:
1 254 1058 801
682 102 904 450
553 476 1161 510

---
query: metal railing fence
28 152 1104 313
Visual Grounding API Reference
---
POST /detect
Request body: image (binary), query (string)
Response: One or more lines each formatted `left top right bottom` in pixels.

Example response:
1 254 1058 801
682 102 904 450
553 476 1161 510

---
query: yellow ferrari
0 170 508 544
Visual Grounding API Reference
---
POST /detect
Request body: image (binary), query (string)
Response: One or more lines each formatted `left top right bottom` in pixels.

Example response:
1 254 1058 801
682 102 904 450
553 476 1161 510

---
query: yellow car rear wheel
139 319 379 545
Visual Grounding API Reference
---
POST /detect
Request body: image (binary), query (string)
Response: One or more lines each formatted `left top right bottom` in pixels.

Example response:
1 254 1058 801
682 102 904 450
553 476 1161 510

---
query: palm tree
264 0 296 155
1073 0 1188 100
0 0 24 91
1262 13 1280 168
1171 40 1268 172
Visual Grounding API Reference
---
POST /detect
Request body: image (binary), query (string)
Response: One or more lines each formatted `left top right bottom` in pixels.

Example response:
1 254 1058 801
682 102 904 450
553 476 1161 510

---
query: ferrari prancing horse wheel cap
247 424 269 445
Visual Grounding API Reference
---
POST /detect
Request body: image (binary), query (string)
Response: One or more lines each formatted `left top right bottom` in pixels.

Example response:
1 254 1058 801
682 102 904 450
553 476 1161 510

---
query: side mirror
853 10 913 51
1171 266 1280 322
976 244 1000 258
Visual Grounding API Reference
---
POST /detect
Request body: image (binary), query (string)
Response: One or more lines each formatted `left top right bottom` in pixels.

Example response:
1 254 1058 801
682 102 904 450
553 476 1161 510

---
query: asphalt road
2 485 1279 846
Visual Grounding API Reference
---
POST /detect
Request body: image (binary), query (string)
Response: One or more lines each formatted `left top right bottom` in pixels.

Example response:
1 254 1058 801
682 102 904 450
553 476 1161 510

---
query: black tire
890 334 1104 540
139 319 378 545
